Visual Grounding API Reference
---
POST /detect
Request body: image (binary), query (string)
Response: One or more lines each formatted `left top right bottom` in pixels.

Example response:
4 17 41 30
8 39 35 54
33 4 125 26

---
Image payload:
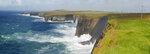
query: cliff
44 15 80 22
75 17 108 44
43 13 109 45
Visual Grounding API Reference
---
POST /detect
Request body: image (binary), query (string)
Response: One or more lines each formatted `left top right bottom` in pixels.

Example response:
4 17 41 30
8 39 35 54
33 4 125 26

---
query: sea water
0 11 94 54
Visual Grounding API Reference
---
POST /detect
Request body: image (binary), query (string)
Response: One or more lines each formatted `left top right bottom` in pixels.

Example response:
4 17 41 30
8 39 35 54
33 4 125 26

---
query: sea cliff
20 11 111 52
22 12 109 43
20 11 150 54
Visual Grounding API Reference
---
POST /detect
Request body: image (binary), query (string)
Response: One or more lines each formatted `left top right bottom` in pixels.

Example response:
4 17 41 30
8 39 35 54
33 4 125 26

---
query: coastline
19 11 150 54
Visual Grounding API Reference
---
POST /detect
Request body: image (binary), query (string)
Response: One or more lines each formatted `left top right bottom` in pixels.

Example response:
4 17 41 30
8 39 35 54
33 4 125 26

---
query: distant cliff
21 12 80 23
44 15 80 22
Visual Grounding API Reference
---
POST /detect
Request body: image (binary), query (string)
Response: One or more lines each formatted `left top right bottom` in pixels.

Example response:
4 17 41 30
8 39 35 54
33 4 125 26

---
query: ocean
0 11 94 54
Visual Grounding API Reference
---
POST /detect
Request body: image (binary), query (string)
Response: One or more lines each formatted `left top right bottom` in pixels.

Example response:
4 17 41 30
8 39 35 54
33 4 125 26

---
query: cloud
0 0 150 12
0 0 22 6
16 0 22 5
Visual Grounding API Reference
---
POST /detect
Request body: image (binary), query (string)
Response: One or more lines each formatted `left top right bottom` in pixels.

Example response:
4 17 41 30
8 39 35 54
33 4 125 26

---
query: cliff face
75 18 108 44
90 18 108 43
43 13 109 44
75 18 99 37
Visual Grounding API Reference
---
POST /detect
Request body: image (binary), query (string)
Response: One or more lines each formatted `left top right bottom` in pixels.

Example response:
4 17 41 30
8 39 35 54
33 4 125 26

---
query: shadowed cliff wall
90 18 108 43
75 18 108 44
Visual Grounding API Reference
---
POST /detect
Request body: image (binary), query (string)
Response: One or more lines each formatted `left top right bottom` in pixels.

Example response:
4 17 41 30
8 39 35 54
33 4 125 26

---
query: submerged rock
80 41 91 45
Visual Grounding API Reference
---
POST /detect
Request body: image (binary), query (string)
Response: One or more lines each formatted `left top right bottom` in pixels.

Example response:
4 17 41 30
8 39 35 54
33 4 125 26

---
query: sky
0 0 150 12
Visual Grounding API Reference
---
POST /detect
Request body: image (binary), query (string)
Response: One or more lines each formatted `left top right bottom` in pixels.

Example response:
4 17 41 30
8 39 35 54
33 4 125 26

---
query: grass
37 10 120 19
92 14 150 54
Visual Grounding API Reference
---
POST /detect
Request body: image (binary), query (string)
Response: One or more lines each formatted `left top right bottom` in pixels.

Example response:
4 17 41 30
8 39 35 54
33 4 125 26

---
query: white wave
30 16 44 19
37 45 51 54
47 20 74 23
29 16 44 22
49 34 94 54
18 14 30 16
18 14 44 22
49 24 94 54
32 24 93 54
32 18 44 22
11 24 94 54
18 14 44 19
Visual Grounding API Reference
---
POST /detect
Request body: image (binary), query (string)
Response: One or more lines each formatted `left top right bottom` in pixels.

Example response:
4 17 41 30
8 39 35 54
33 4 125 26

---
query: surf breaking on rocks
18 14 94 54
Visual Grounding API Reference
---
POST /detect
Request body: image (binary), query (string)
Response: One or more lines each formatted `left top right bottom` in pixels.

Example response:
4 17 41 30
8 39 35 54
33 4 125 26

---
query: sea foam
14 14 94 54
51 24 94 54
27 24 94 54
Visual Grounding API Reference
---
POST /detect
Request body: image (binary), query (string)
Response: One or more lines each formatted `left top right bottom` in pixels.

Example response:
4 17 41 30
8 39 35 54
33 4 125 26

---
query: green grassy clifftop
93 14 150 54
